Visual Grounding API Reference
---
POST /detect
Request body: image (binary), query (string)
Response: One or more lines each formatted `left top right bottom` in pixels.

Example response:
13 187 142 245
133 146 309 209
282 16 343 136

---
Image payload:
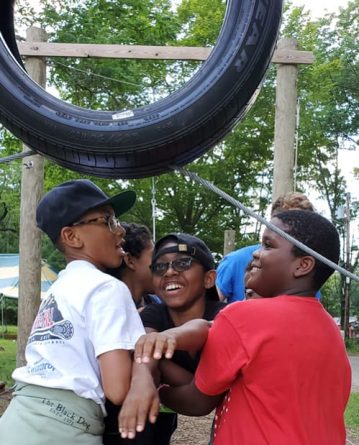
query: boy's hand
118 363 160 439
134 332 177 364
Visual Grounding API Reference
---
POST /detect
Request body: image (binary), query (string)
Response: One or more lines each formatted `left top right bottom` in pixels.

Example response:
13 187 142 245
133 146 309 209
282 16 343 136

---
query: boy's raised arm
159 380 222 416
118 319 212 439
99 349 132 406
134 318 211 364
118 360 160 440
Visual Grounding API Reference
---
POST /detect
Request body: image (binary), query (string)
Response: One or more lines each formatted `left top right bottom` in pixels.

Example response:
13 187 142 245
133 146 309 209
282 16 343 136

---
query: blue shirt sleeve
216 244 260 303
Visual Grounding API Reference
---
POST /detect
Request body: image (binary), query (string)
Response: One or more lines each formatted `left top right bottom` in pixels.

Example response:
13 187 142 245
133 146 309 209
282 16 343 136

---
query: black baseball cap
36 179 136 244
152 233 219 301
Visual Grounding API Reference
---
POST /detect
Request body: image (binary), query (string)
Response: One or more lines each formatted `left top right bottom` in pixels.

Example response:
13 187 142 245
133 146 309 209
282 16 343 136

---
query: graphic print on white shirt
28 294 74 344
13 261 145 406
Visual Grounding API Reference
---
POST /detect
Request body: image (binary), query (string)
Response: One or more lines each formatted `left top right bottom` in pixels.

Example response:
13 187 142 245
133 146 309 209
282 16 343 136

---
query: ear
60 226 83 249
123 253 136 271
204 269 216 289
293 256 315 278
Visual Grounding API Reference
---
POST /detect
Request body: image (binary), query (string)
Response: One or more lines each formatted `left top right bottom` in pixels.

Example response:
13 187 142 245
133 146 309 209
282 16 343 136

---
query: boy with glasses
116 233 226 444
0 179 155 445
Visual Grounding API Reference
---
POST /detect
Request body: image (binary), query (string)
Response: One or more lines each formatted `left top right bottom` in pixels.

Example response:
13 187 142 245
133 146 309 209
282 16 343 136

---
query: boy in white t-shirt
0 179 156 445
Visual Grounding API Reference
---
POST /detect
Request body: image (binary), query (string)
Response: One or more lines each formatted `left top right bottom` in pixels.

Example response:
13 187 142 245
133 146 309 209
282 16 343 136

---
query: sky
26 0 352 18
288 0 350 17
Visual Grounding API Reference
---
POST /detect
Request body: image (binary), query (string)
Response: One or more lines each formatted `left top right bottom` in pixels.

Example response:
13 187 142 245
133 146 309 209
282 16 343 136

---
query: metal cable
173 165 359 284
0 153 357 283
0 150 36 164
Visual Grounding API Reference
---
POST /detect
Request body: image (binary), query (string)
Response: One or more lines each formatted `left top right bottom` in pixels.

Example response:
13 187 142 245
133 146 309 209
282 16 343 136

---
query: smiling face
62 205 126 271
246 217 304 297
151 242 214 311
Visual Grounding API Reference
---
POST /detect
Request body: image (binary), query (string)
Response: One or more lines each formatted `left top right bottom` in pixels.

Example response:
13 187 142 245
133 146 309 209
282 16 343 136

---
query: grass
0 338 16 386
346 339 359 355
0 324 18 341
0 325 17 335
346 393 359 427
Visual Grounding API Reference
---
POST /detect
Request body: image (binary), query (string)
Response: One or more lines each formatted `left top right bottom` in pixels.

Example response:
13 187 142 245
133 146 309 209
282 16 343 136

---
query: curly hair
273 210 340 289
271 192 314 216
121 222 153 258
110 223 152 278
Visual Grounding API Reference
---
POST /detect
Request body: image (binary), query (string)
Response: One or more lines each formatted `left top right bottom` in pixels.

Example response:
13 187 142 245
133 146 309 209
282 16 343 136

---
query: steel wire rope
0 150 357 284
50 60 148 89
173 165 359 285
0 149 36 163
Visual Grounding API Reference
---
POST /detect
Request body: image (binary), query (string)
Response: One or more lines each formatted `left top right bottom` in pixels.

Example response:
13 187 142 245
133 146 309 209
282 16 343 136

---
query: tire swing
0 0 283 179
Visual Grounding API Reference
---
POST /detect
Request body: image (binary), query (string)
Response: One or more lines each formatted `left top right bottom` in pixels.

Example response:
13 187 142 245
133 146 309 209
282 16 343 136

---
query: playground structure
2 1 355 364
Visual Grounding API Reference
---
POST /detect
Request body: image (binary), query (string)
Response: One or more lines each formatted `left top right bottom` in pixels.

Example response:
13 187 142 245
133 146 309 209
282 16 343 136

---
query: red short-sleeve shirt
195 296 351 445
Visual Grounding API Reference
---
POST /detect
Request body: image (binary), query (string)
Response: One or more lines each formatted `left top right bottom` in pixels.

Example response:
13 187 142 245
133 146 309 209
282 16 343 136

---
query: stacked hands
118 319 212 439
134 331 178 363
118 331 178 440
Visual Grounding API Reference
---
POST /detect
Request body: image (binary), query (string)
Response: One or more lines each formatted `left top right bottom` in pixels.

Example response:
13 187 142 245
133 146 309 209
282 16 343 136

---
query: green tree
0 130 23 253
28 0 181 108
6 0 358 287
14 0 275 257
281 3 358 210
321 273 342 316
281 3 359 323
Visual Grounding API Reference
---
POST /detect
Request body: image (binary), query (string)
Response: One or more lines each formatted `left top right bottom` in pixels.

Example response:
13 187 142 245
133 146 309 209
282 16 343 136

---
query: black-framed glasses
150 257 196 276
72 215 123 234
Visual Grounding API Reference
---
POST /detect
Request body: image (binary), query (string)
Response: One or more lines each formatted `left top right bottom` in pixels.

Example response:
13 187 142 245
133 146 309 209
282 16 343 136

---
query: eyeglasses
72 215 123 234
150 257 196 276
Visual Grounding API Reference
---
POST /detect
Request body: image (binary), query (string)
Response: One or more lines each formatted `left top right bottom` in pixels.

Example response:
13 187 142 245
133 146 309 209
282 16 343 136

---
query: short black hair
273 210 340 289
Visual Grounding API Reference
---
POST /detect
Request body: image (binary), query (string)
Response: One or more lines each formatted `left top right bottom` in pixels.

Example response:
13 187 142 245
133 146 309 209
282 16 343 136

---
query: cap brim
107 190 136 216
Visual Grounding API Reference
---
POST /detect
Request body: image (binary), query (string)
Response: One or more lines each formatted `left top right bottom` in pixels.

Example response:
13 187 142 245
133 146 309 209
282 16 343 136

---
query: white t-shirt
13 260 145 406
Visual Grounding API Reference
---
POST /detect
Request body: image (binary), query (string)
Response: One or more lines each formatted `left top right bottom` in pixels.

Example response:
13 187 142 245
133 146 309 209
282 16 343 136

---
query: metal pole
151 177 156 242
293 99 300 192
1 294 4 338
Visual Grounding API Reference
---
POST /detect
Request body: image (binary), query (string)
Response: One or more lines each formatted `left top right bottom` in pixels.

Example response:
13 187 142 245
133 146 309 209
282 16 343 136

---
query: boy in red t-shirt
123 210 351 445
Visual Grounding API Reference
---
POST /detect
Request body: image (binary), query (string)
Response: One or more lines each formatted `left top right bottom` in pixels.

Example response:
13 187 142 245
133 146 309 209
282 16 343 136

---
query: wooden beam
17 42 314 64
272 49 314 65
17 42 213 61
223 229 236 256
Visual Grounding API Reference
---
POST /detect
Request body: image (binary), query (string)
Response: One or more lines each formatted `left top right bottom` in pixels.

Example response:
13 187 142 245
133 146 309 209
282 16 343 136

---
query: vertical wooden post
16 27 47 366
223 230 236 256
272 38 298 202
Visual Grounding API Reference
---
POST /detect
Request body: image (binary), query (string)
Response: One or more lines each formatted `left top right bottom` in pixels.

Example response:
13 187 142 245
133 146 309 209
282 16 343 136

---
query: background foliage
0 0 358 317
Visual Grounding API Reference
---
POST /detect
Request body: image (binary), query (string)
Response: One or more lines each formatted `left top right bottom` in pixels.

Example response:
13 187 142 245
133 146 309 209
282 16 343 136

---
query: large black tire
0 0 282 179
0 1 24 68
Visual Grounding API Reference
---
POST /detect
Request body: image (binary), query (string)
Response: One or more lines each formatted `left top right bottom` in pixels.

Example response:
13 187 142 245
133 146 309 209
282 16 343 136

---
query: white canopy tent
0 254 57 333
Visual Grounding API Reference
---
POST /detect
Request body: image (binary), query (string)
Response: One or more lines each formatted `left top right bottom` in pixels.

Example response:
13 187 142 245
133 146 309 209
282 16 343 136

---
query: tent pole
0 294 4 338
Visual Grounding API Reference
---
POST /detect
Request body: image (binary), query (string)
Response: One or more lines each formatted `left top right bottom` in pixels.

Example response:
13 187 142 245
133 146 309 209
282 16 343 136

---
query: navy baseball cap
152 233 219 300
36 179 136 243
